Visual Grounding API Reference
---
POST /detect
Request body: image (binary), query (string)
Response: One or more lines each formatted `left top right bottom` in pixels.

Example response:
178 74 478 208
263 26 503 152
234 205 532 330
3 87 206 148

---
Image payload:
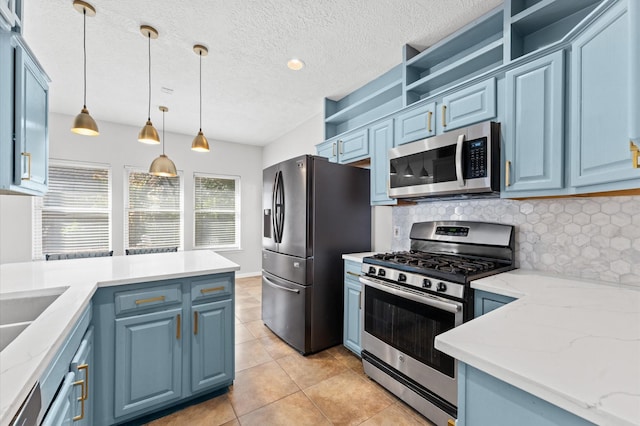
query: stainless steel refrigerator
262 155 371 354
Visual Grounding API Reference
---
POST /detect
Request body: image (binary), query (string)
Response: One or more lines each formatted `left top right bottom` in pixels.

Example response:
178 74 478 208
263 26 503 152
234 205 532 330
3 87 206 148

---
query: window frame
32 159 112 260
123 166 184 252
192 172 241 251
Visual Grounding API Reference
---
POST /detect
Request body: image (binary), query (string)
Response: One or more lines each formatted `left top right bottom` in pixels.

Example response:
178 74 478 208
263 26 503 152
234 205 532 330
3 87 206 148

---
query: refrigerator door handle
273 170 285 243
264 276 300 294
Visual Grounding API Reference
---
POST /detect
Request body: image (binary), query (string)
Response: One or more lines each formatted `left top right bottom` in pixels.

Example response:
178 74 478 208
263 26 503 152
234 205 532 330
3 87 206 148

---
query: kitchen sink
0 288 67 351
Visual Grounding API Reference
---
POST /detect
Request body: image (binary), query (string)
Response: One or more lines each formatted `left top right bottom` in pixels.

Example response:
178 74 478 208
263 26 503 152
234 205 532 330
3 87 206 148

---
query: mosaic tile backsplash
391 196 640 286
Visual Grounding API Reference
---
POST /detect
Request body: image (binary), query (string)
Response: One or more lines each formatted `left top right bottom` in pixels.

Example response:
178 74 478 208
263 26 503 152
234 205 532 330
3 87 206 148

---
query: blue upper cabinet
0 0 22 32
439 78 496 134
370 118 396 205
337 128 369 164
570 0 640 191
0 32 49 196
394 102 435 145
316 139 338 163
630 1 640 146
503 50 564 195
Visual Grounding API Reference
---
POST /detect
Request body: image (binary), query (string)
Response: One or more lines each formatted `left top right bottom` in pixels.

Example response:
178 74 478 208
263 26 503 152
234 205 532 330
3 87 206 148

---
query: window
125 168 183 251
32 161 111 260
194 173 240 250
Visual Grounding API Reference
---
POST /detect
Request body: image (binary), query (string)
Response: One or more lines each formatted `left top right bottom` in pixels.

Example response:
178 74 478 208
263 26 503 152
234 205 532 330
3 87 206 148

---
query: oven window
390 145 456 189
364 286 456 378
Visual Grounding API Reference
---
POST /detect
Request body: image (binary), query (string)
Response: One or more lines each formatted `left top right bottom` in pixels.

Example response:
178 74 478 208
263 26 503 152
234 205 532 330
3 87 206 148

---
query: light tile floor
147 276 435 426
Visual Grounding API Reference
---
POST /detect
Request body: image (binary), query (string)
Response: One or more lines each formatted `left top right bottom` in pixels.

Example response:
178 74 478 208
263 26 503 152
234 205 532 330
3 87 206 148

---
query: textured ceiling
23 0 502 146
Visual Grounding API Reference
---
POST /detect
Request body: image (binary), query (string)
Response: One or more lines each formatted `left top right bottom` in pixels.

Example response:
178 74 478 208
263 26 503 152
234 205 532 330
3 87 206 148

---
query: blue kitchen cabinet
191 299 233 393
114 307 183 418
316 138 338 163
394 102 436 145
337 128 369 164
474 290 516 317
370 118 396 205
503 50 565 195
69 326 93 426
458 363 595 426
343 260 363 356
0 0 21 31
439 78 496 134
570 0 640 191
0 31 49 196
41 372 78 426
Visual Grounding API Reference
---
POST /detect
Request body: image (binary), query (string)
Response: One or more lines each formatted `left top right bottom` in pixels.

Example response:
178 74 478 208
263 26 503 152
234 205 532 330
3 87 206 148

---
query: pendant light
71 0 99 136
138 25 160 144
149 106 177 177
191 44 210 152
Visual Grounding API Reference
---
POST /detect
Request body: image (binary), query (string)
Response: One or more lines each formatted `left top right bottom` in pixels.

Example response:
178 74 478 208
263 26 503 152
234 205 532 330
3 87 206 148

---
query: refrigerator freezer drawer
262 250 311 285
261 272 310 354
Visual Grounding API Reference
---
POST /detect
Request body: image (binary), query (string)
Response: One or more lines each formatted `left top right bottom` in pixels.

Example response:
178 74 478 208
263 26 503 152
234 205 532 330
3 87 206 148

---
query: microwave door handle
455 133 465 187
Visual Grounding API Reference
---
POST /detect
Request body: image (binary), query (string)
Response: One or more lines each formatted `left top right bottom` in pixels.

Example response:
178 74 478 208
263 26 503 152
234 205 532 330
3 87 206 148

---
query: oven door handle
455 133 465 188
359 276 461 313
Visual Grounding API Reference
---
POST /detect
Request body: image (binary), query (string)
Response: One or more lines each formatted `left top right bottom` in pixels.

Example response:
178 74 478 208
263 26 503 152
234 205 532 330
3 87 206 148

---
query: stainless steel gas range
359 221 515 426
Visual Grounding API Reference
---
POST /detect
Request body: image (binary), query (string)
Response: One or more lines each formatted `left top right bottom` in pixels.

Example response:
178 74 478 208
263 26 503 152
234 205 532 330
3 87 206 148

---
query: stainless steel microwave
388 121 500 200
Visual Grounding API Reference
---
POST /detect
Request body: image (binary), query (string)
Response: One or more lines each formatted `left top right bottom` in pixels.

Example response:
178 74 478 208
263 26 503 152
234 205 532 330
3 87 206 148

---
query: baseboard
236 271 262 278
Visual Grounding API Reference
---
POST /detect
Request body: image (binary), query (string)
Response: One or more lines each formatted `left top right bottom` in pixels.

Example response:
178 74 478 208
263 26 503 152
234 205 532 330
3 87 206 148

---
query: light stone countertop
435 269 640 426
0 251 239 426
342 252 378 263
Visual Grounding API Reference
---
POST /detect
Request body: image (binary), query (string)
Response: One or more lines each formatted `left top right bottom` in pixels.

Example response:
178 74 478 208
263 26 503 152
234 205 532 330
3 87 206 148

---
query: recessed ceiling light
287 58 305 71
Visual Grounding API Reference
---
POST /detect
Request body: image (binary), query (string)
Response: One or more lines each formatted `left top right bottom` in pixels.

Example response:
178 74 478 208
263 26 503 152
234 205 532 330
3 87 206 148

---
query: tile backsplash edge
391 196 640 286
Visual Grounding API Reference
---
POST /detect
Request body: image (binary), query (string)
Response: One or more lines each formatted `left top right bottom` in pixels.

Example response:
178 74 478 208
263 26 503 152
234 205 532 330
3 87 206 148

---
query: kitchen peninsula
0 250 239 426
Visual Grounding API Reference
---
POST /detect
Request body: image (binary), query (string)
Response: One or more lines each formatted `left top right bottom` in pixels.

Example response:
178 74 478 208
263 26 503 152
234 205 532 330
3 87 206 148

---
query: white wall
0 112 263 275
263 113 393 252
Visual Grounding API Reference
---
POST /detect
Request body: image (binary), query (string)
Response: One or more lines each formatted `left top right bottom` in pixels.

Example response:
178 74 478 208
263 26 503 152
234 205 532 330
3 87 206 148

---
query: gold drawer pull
21 152 31 181
72 379 85 421
631 141 639 169
427 111 433 133
346 271 360 277
194 311 199 335
176 314 181 340
135 295 166 305
505 160 511 187
441 105 447 128
200 286 224 294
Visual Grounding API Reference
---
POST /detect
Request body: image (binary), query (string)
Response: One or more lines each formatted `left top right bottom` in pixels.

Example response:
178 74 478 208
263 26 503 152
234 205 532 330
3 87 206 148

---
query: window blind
32 163 111 259
194 174 240 249
125 170 183 250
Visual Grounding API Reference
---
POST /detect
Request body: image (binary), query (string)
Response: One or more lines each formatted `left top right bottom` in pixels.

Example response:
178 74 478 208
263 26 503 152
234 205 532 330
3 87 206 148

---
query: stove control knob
437 282 447 292
422 279 432 289
378 269 386 277
398 273 407 282
368 266 376 275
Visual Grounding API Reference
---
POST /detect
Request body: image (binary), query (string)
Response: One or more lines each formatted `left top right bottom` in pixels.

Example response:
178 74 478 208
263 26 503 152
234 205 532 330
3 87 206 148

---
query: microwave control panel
465 137 487 178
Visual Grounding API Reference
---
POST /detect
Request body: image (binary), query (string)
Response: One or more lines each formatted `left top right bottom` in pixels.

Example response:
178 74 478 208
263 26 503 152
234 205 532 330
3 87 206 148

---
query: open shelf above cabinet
403 6 504 105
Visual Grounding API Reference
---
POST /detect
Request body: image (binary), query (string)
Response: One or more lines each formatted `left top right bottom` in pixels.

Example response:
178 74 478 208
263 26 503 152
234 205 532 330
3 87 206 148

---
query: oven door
359 275 463 406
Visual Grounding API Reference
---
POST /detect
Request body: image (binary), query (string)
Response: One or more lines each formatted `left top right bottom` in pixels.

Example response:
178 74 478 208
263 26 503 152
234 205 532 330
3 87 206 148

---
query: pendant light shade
191 44 210 152
71 0 99 136
138 25 160 144
150 106 177 177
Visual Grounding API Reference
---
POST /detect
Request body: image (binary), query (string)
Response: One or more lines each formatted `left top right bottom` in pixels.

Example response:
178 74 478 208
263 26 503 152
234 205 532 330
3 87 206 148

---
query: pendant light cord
199 51 202 131
162 109 165 155
147 33 151 120
82 8 87 108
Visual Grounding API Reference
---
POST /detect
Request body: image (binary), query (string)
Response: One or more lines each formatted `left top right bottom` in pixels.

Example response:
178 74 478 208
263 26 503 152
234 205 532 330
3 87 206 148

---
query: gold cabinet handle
135 295 166 305
200 286 224 294
21 152 31 181
176 314 181 340
427 111 433 133
72 379 85 421
332 142 336 157
631 141 639 168
194 311 199 335
346 271 360 277
441 105 447 128
505 160 511 187
339 140 344 155
77 364 89 400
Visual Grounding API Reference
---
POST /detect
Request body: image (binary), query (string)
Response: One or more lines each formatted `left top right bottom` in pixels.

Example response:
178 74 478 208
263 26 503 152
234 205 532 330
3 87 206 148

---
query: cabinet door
370 119 396 205
70 327 93 426
191 299 233 393
338 128 369 164
474 290 516 318
14 38 49 194
570 1 640 187
114 308 182 419
504 51 564 194
394 102 436 145
41 372 77 426
440 78 496 133
343 279 362 356
316 139 338 163
0 0 14 30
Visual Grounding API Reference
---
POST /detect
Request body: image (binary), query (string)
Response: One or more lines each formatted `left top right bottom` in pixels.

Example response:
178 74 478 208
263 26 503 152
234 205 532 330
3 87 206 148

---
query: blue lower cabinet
69 327 93 426
474 290 516 317
41 372 77 426
343 260 363 356
458 363 595 426
114 308 183 418
191 299 233 393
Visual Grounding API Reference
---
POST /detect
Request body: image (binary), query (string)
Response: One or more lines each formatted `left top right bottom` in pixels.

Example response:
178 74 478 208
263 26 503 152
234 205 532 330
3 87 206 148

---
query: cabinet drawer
114 284 182 316
344 260 363 283
191 273 233 304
